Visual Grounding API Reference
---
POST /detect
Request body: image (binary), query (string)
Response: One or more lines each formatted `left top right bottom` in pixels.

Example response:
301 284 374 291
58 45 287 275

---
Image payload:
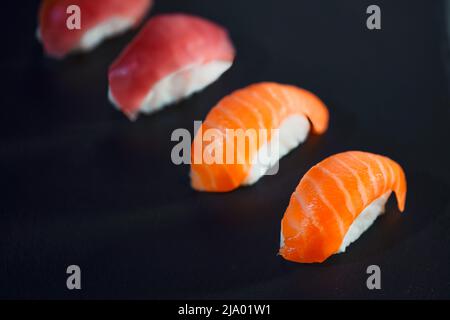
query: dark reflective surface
1 0 450 299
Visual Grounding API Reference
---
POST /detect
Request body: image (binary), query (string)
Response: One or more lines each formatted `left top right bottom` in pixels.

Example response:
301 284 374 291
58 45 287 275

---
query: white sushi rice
124 61 233 115
279 191 391 255
78 18 133 51
338 191 391 252
243 115 310 185
36 17 134 55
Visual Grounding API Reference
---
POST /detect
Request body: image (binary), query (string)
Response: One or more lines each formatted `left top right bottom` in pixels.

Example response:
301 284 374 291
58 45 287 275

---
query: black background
1 0 450 299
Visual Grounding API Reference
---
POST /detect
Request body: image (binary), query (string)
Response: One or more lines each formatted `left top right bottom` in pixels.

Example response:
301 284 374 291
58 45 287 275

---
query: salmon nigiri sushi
190 82 329 192
280 151 407 263
37 0 153 58
108 14 236 120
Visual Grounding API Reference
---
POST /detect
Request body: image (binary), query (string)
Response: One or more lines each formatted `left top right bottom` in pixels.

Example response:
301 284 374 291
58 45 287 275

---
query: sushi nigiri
279 151 407 263
190 82 329 192
108 14 235 119
38 0 153 58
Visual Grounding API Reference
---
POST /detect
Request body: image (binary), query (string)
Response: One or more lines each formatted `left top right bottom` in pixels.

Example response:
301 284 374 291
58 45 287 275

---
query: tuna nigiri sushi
279 151 407 263
190 82 329 192
108 14 236 119
38 0 153 58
